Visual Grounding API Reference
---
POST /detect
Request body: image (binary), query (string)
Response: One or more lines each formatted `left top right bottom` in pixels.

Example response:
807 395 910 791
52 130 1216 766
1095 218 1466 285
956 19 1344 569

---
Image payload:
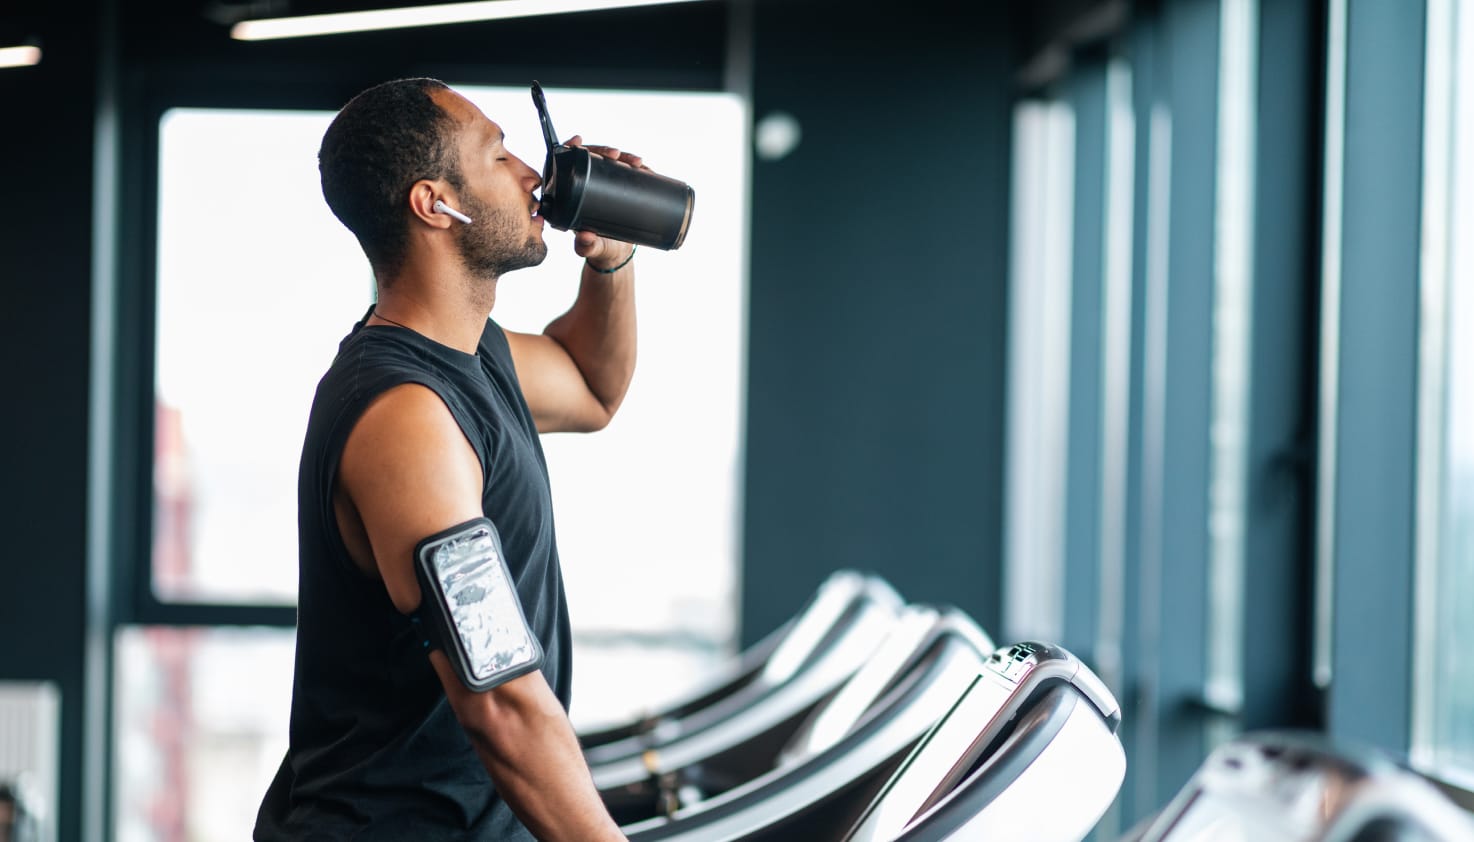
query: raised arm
505 245 636 434
506 140 646 434
335 383 624 841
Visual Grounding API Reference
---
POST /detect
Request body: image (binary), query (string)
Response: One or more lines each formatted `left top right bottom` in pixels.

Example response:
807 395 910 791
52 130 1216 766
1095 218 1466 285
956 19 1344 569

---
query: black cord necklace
371 308 414 331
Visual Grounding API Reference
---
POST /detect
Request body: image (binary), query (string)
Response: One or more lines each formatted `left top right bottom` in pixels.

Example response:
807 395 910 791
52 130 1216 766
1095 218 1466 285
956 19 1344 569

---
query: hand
565 135 648 270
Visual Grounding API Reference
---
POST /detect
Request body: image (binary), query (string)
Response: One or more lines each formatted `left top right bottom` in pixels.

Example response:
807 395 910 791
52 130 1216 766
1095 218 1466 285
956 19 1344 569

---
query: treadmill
843 641 1126 842
618 605 997 839
580 570 898 751
594 589 911 825
1125 731 1474 842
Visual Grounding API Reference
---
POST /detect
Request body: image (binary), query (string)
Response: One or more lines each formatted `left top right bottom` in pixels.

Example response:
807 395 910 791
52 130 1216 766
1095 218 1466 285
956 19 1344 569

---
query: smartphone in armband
413 517 544 692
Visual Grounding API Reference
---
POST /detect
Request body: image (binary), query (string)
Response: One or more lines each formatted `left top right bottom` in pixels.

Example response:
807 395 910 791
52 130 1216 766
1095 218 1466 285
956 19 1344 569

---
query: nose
516 155 542 191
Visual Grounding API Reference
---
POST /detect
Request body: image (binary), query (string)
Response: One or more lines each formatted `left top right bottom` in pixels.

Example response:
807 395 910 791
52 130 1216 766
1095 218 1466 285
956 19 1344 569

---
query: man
255 78 638 840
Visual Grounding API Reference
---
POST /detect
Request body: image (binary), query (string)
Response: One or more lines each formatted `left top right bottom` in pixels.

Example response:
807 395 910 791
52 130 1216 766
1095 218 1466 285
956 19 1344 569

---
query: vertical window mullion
1064 58 1108 667
1144 0 1222 807
1325 0 1428 756
1314 0 1348 697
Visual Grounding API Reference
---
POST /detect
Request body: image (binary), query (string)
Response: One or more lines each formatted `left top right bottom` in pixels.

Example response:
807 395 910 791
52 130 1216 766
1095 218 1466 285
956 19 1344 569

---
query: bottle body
540 146 695 251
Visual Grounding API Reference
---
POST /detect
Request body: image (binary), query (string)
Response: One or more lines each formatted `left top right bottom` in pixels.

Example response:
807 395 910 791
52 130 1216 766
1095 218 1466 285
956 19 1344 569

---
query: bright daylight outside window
121 87 746 841
1422 0 1474 787
1002 98 1074 644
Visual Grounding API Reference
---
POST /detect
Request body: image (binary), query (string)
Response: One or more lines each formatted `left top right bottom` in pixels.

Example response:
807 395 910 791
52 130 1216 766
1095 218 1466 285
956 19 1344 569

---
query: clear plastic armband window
414 518 543 692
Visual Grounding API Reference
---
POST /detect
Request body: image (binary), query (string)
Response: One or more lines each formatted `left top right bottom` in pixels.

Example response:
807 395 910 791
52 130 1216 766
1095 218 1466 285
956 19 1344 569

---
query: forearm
543 256 637 417
465 681 625 841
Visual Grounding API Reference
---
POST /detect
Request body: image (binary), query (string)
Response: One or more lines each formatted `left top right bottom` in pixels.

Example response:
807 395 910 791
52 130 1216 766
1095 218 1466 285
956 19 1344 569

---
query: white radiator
0 682 59 842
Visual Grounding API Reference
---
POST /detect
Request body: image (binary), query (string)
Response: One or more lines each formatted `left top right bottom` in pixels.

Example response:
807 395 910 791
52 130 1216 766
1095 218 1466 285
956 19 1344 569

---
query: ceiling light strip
0 45 42 68
232 0 702 41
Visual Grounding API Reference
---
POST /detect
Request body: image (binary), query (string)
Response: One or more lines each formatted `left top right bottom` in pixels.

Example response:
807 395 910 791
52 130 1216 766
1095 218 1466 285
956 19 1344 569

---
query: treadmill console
1131 733 1474 842
843 641 1122 842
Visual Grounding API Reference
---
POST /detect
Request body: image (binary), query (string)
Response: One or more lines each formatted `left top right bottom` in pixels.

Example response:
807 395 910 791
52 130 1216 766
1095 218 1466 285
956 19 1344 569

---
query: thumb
573 230 601 256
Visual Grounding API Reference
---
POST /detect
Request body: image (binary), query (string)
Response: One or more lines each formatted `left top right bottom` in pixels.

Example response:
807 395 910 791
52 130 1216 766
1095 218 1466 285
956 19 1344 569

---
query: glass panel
113 626 294 842
152 108 366 605
1002 98 1075 643
1205 0 1258 731
568 636 729 732
1425 0 1474 785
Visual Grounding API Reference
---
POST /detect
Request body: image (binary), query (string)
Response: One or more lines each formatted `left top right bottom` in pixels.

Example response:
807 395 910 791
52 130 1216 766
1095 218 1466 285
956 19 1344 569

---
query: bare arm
507 253 636 434
507 139 645 434
430 659 621 841
337 383 624 841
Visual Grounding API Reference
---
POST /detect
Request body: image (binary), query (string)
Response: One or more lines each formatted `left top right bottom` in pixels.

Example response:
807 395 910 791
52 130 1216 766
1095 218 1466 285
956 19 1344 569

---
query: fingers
571 230 637 271
562 135 650 171
596 150 650 172
572 230 600 257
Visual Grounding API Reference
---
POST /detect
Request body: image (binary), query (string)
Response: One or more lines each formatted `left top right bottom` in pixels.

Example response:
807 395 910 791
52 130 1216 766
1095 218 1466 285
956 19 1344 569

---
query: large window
121 86 748 840
1416 0 1474 788
151 109 365 606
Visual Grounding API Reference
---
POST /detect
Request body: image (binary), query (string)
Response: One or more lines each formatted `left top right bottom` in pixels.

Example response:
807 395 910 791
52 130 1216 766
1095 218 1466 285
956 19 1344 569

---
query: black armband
413 517 544 692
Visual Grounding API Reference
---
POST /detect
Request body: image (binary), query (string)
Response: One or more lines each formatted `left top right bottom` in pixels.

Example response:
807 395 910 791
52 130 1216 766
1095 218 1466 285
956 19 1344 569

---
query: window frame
112 81 373 632
114 74 741 622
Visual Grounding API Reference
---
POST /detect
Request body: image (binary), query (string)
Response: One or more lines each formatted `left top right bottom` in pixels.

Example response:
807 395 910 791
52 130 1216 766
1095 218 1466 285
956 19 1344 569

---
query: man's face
433 89 548 279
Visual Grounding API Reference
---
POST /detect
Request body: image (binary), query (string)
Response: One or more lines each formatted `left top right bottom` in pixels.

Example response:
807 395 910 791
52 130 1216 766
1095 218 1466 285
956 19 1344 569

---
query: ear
409 180 456 229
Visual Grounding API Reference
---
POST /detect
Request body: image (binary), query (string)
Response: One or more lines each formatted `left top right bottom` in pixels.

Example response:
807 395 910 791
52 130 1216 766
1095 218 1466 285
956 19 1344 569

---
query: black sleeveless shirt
255 312 571 840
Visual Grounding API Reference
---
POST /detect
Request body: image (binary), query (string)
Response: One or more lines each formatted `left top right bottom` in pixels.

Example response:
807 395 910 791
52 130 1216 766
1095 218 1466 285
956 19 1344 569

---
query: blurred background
0 0 1471 838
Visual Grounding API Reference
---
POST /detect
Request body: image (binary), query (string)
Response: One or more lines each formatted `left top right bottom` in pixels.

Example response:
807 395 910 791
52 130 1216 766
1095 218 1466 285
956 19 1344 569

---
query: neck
370 269 498 354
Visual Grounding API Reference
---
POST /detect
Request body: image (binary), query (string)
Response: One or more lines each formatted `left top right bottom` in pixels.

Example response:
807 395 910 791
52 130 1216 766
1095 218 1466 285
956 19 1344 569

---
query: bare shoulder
341 384 479 483
338 382 485 614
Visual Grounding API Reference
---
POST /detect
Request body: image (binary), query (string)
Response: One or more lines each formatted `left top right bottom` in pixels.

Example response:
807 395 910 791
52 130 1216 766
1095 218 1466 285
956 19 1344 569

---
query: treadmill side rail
624 639 990 841
898 689 1126 842
843 641 1123 842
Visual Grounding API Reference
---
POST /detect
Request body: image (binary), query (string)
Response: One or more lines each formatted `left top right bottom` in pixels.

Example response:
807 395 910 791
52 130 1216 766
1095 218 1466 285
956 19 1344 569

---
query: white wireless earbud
433 199 474 224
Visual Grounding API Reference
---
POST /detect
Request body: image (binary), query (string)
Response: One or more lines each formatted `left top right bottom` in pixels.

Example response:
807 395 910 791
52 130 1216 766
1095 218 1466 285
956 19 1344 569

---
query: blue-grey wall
740 0 1014 642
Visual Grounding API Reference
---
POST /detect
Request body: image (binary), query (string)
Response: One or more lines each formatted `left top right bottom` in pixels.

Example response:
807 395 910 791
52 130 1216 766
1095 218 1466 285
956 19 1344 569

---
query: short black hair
319 78 465 278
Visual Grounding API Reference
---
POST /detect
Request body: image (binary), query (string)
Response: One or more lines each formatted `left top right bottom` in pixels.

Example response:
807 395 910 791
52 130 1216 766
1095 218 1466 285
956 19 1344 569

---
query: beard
453 191 548 279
